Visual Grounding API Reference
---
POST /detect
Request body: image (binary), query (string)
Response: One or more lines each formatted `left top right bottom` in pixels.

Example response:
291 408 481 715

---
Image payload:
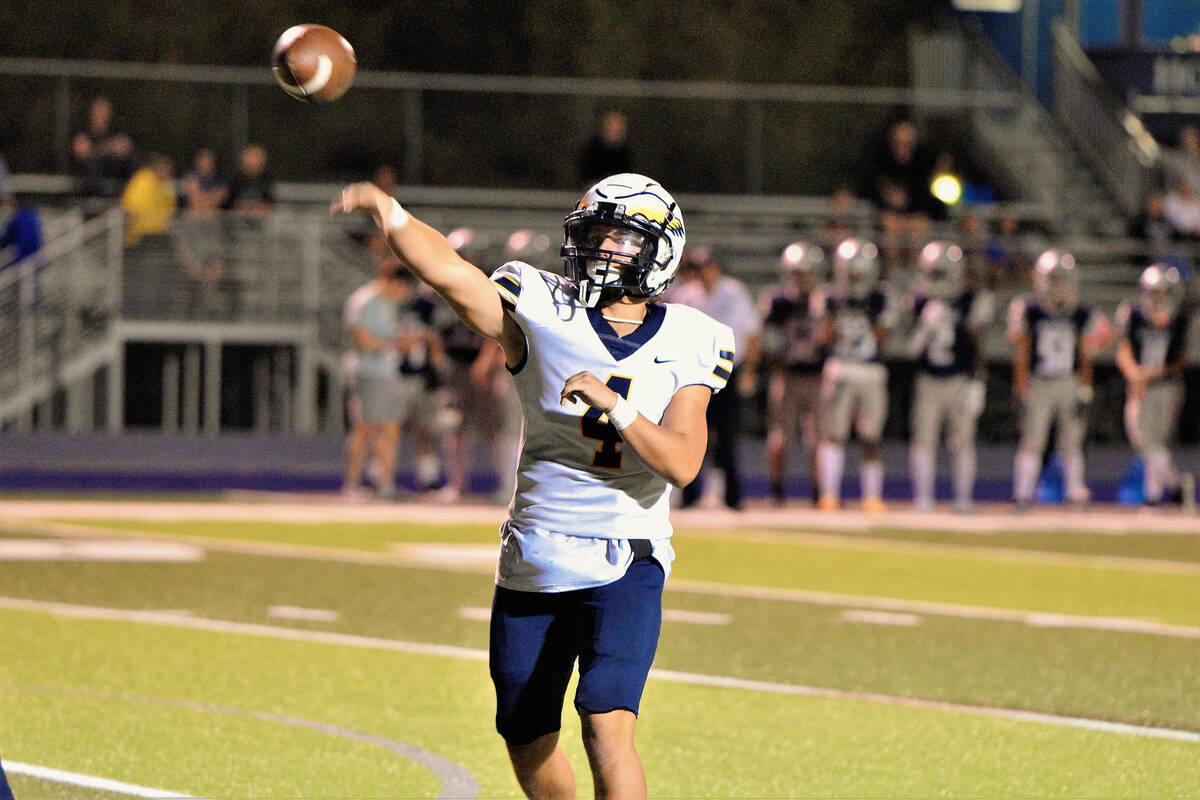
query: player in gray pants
1116 264 1194 509
1008 250 1099 508
907 242 994 513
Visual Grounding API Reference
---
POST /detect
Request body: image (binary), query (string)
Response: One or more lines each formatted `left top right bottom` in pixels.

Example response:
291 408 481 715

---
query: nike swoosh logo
654 356 675 363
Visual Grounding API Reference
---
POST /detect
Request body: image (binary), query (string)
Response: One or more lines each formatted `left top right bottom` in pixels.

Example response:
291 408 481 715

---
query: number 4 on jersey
581 375 632 470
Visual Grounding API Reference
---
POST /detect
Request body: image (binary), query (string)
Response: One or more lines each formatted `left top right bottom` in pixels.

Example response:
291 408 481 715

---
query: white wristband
606 395 638 431
383 197 409 232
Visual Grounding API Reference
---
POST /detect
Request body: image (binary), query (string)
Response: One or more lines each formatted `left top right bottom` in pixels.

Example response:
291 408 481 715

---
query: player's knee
580 709 637 763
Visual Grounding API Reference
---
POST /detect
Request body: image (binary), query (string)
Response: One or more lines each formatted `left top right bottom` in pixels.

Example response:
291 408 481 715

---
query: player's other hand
331 182 389 220
560 371 618 412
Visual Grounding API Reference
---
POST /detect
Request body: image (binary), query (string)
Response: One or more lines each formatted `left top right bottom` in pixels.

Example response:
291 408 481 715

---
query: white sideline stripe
4 761 196 798
458 606 732 626
267 605 340 623
668 579 1200 639
3 596 1197 745
0 539 204 562
839 609 922 627
12 518 1200 640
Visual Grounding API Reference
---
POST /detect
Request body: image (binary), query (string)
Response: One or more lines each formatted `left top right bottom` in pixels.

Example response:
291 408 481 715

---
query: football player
334 173 732 799
907 241 994 513
814 237 895 512
1008 249 1099 508
759 241 827 504
1116 263 1194 509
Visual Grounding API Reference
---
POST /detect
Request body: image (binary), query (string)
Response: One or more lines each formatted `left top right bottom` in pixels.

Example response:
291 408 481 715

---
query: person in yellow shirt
120 153 176 246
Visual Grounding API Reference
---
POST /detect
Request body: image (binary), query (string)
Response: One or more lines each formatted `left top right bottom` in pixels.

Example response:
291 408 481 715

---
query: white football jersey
490 261 734 591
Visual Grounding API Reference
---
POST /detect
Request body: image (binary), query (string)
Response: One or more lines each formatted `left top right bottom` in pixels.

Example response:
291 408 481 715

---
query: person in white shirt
668 246 760 509
334 172 732 800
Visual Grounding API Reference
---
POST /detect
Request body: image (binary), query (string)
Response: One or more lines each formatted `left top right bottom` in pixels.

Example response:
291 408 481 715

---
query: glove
965 378 986 417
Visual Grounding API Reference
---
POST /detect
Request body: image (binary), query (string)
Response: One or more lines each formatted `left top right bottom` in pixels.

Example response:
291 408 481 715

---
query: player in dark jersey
1116 263 1194 510
1007 250 1099 508
907 241 994 512
814 238 895 512
759 241 827 504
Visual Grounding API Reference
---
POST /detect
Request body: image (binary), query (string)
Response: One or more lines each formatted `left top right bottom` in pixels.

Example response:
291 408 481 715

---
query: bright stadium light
931 173 963 206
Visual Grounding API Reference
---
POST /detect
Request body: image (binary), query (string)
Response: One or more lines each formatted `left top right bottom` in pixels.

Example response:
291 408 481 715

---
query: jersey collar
586 302 667 360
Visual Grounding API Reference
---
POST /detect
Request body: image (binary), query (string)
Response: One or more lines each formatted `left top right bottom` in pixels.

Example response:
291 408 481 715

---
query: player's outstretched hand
560 371 618 412
331 181 388 221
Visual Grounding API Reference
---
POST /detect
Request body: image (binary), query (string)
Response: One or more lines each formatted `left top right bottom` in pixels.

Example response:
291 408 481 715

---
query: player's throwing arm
332 183 512 344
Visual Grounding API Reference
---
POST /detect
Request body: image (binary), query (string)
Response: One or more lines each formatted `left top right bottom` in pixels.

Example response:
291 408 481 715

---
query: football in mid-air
272 24 356 102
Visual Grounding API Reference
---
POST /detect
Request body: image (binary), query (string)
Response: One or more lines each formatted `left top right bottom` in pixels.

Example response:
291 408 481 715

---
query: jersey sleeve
1113 300 1133 343
1006 296 1029 339
680 319 736 395
489 261 525 315
967 291 995 330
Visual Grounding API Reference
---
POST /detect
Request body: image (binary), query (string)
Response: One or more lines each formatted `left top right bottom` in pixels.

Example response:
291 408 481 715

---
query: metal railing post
54 75 71 175
403 88 424 185
745 100 764 195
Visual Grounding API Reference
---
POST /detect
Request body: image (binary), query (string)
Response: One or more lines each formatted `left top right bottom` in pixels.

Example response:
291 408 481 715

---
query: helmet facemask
562 211 659 307
561 174 685 308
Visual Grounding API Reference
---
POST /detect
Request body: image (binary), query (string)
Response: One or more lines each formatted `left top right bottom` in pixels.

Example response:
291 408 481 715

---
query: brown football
272 24 356 102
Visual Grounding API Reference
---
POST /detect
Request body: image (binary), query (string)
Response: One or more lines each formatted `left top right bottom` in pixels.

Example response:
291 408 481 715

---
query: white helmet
917 240 964 299
1140 262 1183 315
833 237 880 299
1033 249 1078 307
780 241 825 278
561 173 685 307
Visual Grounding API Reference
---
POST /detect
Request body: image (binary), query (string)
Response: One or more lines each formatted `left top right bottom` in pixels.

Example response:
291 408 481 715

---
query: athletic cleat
1180 473 1196 514
862 497 888 514
913 498 935 514
817 494 840 512
953 500 976 515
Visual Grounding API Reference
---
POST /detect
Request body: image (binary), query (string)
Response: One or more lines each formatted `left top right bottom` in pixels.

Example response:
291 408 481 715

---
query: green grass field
1 502 1198 798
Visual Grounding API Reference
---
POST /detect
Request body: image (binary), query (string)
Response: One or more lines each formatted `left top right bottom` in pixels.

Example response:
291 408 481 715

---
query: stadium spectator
70 96 135 201
865 118 940 276
1129 190 1185 267
818 184 862 248
373 163 398 197
175 148 231 316
669 246 760 511
334 172 728 798
0 193 44 270
1162 124 1200 195
577 110 634 188
120 153 175 247
983 213 1032 288
1162 178 1200 239
224 144 275 219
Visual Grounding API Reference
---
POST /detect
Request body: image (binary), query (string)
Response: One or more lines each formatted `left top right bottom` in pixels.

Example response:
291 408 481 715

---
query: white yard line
2 596 1196 745
267 605 340 623
668 579 1200 639
3 761 196 799
7 519 1199 640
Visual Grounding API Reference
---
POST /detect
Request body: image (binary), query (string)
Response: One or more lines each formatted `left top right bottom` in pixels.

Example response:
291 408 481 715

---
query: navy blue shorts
489 556 665 745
